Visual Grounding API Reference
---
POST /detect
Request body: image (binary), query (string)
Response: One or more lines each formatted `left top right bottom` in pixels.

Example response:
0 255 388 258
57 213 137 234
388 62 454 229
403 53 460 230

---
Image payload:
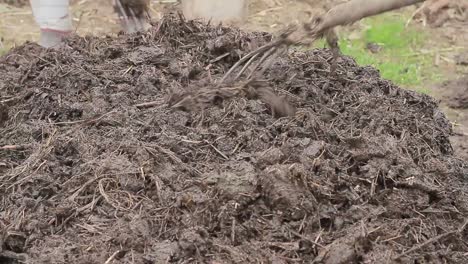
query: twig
205 140 229 160
458 218 468 233
104 250 122 264
68 176 103 202
98 178 135 211
209 52 230 64
50 110 116 126
134 99 164 109
0 145 29 151
0 91 33 105
290 230 325 248
393 231 455 260
231 217 236 244
145 145 202 176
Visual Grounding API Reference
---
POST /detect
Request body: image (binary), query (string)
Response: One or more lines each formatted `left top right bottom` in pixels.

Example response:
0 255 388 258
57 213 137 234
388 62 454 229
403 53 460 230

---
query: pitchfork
167 0 427 118
219 0 426 86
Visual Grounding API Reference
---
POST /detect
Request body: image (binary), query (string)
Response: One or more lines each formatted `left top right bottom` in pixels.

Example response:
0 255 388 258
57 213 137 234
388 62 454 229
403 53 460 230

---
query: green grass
0 42 10 56
314 13 443 92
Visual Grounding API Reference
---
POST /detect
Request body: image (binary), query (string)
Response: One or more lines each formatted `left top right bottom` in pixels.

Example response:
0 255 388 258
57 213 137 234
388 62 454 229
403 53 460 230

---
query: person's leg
29 0 73 48
181 0 247 24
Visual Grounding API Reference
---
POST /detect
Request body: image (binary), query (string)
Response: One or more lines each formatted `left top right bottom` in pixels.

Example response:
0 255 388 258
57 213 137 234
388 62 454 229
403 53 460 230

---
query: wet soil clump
1 14 468 264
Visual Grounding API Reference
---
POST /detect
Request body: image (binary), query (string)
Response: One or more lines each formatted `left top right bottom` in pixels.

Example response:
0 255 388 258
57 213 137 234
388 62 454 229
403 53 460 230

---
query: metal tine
234 53 260 81
115 0 131 31
128 7 144 31
219 39 285 85
246 46 278 80
255 46 287 78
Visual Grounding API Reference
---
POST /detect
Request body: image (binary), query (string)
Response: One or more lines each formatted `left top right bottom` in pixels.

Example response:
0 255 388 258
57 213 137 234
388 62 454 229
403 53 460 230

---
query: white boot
30 0 73 48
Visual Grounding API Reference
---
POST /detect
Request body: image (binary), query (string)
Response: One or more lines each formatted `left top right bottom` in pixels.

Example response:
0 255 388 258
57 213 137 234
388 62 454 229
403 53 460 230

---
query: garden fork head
218 26 298 86
220 0 426 86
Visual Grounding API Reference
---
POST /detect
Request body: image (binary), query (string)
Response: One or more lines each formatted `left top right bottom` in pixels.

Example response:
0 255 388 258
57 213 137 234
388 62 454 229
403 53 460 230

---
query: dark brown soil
1 13 468 264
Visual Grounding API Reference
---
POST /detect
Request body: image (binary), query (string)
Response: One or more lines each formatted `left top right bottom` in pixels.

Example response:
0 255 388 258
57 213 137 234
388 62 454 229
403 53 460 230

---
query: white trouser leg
29 0 73 48
181 0 247 23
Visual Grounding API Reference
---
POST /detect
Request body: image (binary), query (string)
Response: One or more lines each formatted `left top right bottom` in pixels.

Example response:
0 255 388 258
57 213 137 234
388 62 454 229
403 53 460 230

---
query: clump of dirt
1 13 468 264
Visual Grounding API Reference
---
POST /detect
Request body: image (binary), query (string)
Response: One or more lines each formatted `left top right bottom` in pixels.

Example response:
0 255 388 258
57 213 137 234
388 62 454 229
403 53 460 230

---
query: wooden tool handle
318 0 426 32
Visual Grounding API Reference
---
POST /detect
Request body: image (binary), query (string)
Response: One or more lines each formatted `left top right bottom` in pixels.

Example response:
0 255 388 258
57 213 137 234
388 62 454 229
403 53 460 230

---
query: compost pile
1 14 468 264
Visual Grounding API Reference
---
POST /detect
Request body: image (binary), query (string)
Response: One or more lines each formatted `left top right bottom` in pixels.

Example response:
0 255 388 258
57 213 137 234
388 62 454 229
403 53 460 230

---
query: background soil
436 76 468 160
1 1 468 264
0 0 29 7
